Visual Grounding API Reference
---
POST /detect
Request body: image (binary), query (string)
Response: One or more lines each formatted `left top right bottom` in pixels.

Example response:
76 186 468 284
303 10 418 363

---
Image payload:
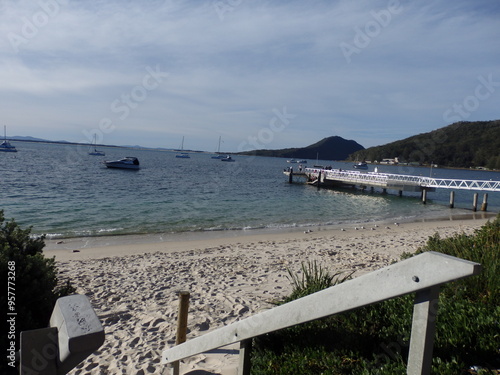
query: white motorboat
104 157 140 169
353 162 368 170
221 155 235 162
0 126 17 152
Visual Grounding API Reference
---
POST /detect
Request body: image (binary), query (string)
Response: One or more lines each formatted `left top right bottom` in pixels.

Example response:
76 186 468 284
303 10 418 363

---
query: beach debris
72 249 80 253
57 240 64 244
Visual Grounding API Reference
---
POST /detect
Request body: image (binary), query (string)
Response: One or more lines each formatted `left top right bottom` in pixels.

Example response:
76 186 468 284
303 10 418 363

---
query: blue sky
1 0 499 152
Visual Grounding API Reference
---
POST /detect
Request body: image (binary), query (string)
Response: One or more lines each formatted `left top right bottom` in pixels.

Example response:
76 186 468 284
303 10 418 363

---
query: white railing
304 168 500 191
162 252 480 375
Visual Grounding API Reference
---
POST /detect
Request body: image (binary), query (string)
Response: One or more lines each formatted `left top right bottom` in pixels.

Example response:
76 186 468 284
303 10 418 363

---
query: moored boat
0 126 17 152
104 157 140 169
353 161 368 170
88 134 105 156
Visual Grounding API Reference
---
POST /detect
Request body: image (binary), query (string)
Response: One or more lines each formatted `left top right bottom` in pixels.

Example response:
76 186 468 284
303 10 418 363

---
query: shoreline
44 211 496 261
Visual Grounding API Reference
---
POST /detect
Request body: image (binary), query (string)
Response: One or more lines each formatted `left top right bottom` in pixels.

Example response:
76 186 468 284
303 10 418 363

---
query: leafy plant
284 260 353 302
251 215 500 374
0 210 75 373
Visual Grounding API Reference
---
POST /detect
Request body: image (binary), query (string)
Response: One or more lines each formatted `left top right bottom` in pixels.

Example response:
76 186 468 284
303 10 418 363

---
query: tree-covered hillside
349 120 500 169
238 136 364 161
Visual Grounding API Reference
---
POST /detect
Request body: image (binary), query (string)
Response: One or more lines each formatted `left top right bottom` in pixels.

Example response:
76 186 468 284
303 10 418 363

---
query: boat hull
104 157 140 170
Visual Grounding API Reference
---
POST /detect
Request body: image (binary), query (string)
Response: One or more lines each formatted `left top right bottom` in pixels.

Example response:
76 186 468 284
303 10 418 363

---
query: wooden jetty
284 167 500 209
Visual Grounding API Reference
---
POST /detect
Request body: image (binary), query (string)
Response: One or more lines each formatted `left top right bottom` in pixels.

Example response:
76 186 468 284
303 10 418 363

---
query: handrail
304 168 500 191
162 252 481 374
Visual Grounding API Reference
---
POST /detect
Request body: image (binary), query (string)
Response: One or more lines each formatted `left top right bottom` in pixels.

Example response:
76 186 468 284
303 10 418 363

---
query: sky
1 0 499 152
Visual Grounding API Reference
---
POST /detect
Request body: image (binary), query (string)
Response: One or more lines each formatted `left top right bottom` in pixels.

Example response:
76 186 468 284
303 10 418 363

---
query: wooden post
288 167 293 184
422 189 427 205
398 190 403 197
317 171 321 189
449 191 455 208
481 193 488 211
472 193 478 212
238 339 253 375
407 286 440 375
172 291 190 375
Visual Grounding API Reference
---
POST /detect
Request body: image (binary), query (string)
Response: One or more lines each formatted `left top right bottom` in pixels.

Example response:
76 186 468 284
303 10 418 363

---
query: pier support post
288 167 293 184
449 191 455 208
398 190 403 197
317 171 321 190
422 189 427 205
172 291 190 375
370 187 374 193
472 193 478 212
382 188 387 195
481 193 488 211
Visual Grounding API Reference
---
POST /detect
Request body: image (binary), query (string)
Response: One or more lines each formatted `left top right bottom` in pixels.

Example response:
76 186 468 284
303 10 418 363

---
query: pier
284 167 500 209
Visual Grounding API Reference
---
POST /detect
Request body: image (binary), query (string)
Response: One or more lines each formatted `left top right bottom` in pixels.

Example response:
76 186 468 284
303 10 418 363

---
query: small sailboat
211 136 224 159
88 134 105 156
175 136 190 158
0 126 17 152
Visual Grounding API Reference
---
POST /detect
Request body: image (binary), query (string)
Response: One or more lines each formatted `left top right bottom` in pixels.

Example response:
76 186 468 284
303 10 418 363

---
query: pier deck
284 168 500 193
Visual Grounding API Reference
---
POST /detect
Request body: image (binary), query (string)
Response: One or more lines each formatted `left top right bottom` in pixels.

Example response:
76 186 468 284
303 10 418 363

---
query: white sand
46 216 492 375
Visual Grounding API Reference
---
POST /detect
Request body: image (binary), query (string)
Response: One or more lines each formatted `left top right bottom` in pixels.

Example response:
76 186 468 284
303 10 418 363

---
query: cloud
0 0 499 150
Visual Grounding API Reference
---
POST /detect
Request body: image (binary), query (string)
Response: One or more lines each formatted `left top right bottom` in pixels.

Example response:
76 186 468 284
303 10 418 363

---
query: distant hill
348 120 500 169
238 136 365 160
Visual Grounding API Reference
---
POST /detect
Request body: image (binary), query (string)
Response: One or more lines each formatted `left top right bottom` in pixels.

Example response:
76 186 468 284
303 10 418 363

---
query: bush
0 210 75 373
251 215 500 374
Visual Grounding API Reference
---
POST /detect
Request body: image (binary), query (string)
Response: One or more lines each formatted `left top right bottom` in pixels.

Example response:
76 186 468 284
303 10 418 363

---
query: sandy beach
45 215 493 375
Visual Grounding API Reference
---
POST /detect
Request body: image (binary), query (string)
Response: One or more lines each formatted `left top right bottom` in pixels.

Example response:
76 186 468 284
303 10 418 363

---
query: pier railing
304 168 500 192
162 252 481 375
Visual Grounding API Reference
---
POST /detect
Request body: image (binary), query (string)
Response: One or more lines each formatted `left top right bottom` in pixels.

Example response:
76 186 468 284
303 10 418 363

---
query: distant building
379 157 399 165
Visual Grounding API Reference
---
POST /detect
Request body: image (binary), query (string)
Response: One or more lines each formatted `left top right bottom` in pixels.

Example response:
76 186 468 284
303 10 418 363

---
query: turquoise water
1 142 499 239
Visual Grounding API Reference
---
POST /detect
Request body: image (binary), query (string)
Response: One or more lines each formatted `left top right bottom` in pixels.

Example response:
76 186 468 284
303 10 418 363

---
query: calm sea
1 141 499 240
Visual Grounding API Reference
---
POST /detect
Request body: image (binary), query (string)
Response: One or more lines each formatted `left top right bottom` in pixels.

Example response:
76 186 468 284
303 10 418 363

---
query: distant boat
88 134 105 156
176 136 190 158
220 155 235 162
287 159 298 163
104 157 140 170
211 136 224 159
353 162 368 170
0 126 17 152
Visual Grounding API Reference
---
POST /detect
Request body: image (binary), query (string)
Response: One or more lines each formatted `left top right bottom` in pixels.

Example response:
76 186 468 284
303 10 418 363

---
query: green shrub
0 210 75 373
251 215 500 374
284 260 353 302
